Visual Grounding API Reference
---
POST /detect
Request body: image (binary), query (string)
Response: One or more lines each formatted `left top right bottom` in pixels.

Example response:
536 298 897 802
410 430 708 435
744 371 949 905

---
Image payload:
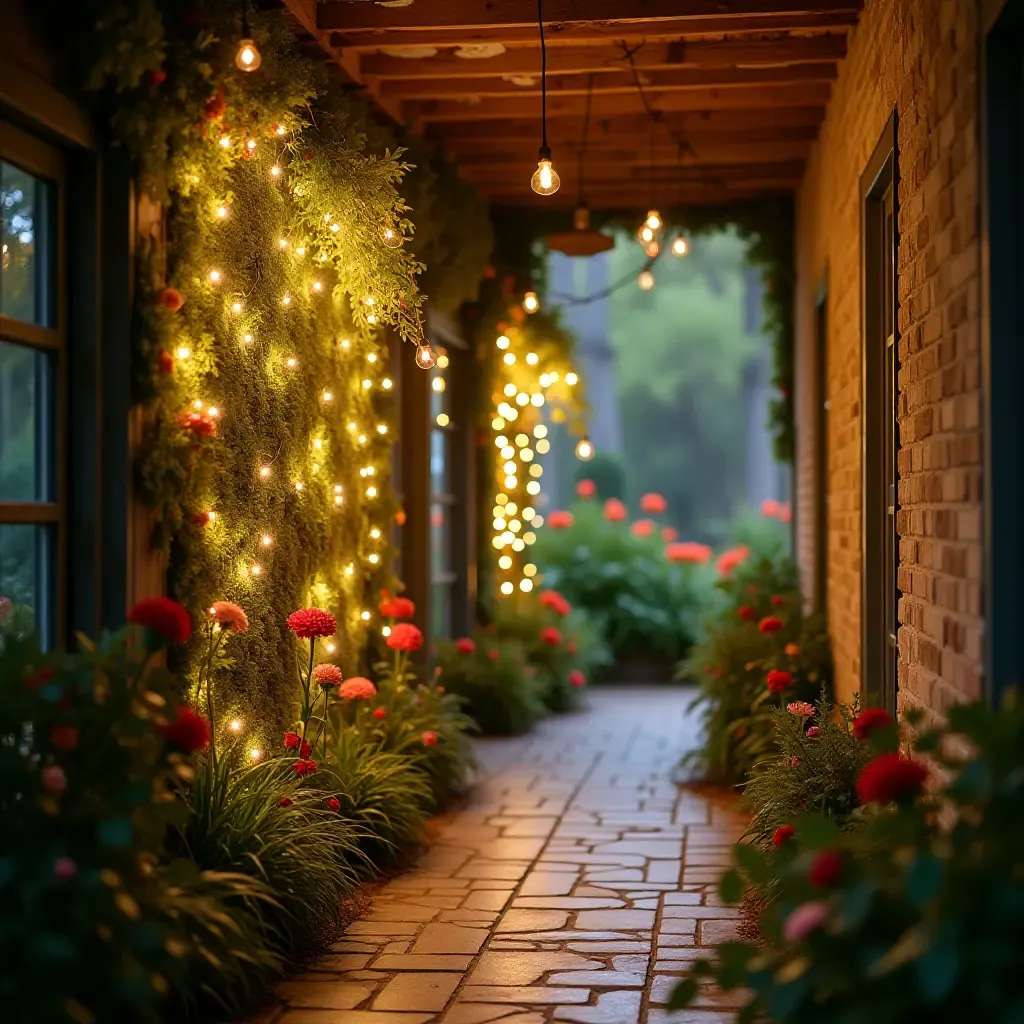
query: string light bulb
531 148 561 196
496 335 511 350
575 434 595 461
638 270 655 291
644 239 660 259
672 236 690 258
645 209 662 232
380 225 403 248
523 291 540 314
415 344 436 370
235 38 261 72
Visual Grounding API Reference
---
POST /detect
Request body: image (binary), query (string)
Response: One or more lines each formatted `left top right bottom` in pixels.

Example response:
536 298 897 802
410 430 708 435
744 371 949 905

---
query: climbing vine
46 0 493 742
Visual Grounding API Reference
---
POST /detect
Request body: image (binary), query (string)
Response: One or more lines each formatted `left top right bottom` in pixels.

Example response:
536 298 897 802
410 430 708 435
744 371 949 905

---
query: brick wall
793 0 983 715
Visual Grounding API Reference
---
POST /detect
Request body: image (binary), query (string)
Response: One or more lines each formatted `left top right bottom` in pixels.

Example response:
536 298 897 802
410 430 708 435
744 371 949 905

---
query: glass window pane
0 523 53 643
1 160 55 327
0 340 51 501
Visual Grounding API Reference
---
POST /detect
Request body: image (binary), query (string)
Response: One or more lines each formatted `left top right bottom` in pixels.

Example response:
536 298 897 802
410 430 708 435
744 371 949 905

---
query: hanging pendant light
529 0 560 196
575 435 595 461
235 0 261 71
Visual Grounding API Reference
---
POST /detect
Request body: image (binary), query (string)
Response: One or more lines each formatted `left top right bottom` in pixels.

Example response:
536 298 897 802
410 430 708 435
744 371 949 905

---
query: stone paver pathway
257 687 746 1024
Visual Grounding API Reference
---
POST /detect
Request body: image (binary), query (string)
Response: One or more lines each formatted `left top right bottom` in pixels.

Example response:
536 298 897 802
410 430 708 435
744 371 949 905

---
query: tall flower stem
299 637 315 747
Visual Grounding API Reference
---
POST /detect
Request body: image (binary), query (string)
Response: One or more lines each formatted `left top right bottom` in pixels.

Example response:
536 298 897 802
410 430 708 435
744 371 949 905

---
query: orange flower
640 493 667 514
604 498 627 522
576 479 596 499
547 510 574 528
631 518 655 538
785 642 800 657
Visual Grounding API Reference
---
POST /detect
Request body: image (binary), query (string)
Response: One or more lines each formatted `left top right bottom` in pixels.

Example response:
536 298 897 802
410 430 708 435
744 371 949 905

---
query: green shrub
681 552 832 783
533 498 710 665
670 692 1024 1024
434 635 547 735
575 451 626 500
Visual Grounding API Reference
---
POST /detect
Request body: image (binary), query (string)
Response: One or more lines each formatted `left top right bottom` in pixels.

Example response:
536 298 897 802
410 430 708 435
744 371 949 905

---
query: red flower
146 69 167 88
456 637 476 654
857 754 928 805
372 707 387 720
279 797 293 808
283 731 300 749
761 498 780 518
772 825 795 848
487 648 500 663
567 641 577 655
287 608 337 639
179 411 217 439
300 740 312 759
770 595 786 608
204 89 225 120
715 545 750 576
548 510 574 529
387 622 424 652
158 287 184 312
49 725 78 751
631 518 655 538
576 478 596 499
640 493 667 514
422 731 438 746
569 669 586 688
540 626 562 646
292 759 318 777
738 605 756 622
539 590 571 616
778 503 792 524
666 542 711 564
852 707 893 740
604 498 627 522
662 526 678 542
339 677 376 700
325 797 341 812
160 706 210 752
808 849 844 887
53 857 77 879
766 670 794 692
128 597 192 644
379 590 415 620
759 616 784 634
41 765 67 794
158 350 174 374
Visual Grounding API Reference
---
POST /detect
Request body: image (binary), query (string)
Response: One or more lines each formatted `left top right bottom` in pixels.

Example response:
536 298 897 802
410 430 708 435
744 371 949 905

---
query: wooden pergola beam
329 12 860 50
379 62 838 100
460 158 806 181
360 34 847 80
316 0 863 32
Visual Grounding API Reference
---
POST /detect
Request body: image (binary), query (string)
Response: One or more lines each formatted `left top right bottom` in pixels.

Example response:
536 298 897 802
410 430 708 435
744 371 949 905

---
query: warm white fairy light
437 413 450 426
499 555 513 569
294 481 304 491
312 280 322 292
376 424 388 435
370 528 381 540
501 582 514 595
366 486 377 497
382 625 392 637
362 378 372 389
381 377 393 390
250 563 262 575
367 352 378 364
322 390 333 402
231 301 243 314
432 377 446 393
496 335 510 350
282 294 292 306
207 406 219 418
286 356 297 368
534 424 548 438
246 139 257 152
249 748 262 761
527 480 541 495
229 719 242 731
360 610 371 621
503 353 516 366
531 394 545 407
368 553 380 565
503 383 517 398
313 439 323 451
259 465 271 479
526 352 539 365
219 135 231 149
176 345 191 360
296 246 306 256
536 438 550 454
243 333 253 344
261 535 273 547
270 165 282 178
216 206 228 219
209 270 222 284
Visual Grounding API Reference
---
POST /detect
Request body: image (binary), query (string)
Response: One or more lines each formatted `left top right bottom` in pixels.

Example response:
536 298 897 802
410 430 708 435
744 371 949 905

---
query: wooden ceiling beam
407 83 832 123
379 61 837 100
329 12 860 51
460 158 806 181
316 0 863 33
359 34 847 79
481 187 791 209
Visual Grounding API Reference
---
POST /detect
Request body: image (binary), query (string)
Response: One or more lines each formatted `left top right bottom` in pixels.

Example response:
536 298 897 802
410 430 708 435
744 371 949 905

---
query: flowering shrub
670 692 1024 1023
681 552 832 783
532 498 711 668
434 634 546 735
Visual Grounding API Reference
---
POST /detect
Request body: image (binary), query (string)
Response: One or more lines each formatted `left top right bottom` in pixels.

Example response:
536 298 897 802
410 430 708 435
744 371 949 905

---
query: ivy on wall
45 0 493 743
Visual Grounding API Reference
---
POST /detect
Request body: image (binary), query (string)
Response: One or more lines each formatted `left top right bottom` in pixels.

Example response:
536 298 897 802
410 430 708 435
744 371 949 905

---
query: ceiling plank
316 0 862 33
447 139 814 165
330 12 859 50
380 62 837 100
407 83 832 123
460 159 806 181
359 34 847 79
479 186 793 209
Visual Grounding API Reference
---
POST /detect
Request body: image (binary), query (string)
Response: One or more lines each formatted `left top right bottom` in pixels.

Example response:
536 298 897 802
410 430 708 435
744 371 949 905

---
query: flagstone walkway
255 687 746 1024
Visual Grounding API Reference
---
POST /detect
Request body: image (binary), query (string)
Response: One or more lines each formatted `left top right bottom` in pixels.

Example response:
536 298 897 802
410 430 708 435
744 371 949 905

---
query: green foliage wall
48 0 493 746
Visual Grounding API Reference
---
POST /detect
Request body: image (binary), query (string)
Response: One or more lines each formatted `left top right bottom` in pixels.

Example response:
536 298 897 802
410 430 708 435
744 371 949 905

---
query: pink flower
312 664 343 687
790 756 800 767
387 623 424 652
372 707 387 720
783 901 830 943
209 601 248 633
339 677 376 700
287 608 337 639
422 731 438 747
761 498 780 518
548 510 574 529
640 492 667 514
666 542 712 564
41 764 67 794
631 518 655 538
806 726 822 738
576 479 596 499
53 857 77 880
456 637 476 654
603 498 627 522
715 545 750 576
569 669 586 688
787 701 815 717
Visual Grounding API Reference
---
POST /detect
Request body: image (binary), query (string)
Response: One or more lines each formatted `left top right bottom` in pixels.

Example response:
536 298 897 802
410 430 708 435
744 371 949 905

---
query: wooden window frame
860 113 900 709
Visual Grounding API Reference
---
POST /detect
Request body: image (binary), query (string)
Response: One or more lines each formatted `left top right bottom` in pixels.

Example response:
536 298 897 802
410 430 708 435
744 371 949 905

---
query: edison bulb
672 236 690 258
381 225 403 248
639 224 655 244
645 209 662 232
523 291 540 314
575 436 595 461
530 151 560 196
235 39 262 71
638 270 655 291
415 344 436 369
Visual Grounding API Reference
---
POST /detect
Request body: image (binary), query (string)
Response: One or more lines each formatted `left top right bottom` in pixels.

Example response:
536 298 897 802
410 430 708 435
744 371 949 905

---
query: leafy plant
434 635 547 735
671 692 1024 1023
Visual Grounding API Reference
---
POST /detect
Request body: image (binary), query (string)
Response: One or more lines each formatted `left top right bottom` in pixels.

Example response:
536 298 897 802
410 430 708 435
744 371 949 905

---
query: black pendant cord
539 0 548 154
241 0 249 37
